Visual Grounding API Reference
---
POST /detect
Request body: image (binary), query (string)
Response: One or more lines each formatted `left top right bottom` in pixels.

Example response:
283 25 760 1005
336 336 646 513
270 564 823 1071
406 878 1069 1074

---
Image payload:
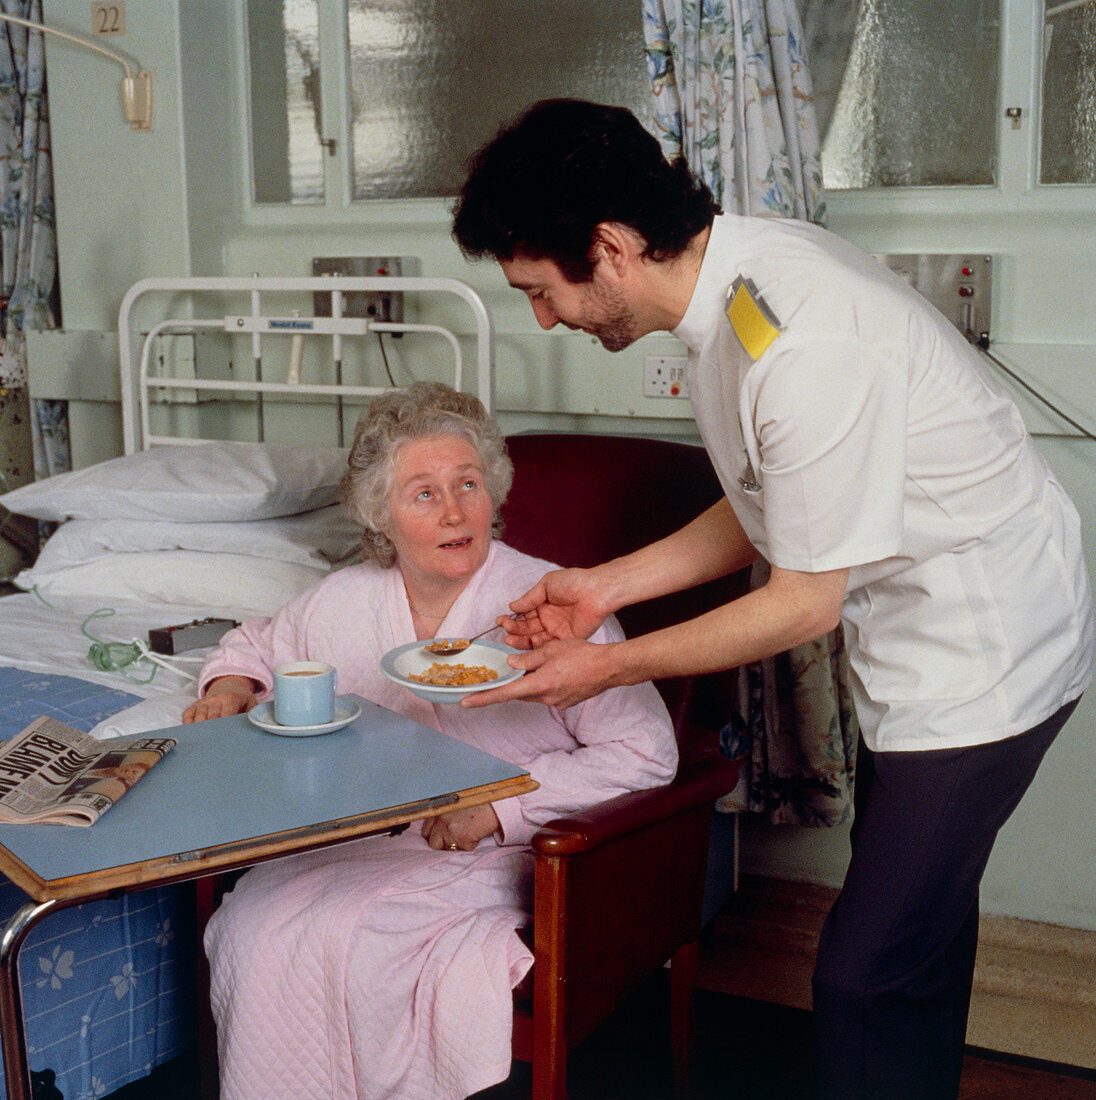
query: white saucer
247 699 362 737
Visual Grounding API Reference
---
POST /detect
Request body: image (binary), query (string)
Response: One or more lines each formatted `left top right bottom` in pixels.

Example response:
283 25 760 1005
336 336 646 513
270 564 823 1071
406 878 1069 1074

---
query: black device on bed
148 617 239 654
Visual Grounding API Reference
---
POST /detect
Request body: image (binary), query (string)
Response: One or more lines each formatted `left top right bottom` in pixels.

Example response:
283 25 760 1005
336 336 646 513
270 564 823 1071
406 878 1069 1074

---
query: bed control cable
81 607 201 682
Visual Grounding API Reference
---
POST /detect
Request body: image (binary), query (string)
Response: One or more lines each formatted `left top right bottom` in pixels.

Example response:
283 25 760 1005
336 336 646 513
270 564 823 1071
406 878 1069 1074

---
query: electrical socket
311 257 417 324
643 355 689 398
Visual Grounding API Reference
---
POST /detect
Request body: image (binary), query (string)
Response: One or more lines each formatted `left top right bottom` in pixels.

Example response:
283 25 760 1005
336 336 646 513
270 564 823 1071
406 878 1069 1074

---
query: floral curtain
0 0 67 491
720 567 858 825
643 0 858 827
642 0 827 222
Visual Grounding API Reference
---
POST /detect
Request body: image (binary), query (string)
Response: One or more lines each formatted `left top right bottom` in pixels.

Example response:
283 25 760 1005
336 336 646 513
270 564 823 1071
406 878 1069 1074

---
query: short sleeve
745 334 908 572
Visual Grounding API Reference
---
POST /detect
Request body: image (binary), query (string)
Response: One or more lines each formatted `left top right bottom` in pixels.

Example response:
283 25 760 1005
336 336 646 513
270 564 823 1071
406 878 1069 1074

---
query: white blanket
0 592 216 701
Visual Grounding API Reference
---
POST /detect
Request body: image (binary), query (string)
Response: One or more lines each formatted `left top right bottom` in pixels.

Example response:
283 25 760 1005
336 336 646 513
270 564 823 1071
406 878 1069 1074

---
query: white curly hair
340 382 513 568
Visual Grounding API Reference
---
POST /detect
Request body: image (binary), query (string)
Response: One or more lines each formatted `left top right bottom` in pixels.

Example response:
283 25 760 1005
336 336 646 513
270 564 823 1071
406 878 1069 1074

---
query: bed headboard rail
117 275 494 454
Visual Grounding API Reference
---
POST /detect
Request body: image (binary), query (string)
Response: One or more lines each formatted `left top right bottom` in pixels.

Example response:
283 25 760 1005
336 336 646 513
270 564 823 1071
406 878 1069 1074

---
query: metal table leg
0 899 62 1100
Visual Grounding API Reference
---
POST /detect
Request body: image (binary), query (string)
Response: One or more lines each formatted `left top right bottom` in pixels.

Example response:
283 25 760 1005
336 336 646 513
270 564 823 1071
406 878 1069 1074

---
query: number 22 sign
91 3 125 36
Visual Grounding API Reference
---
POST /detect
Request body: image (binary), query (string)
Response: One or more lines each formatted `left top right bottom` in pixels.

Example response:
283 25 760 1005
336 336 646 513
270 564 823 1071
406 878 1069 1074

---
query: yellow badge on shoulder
725 275 783 361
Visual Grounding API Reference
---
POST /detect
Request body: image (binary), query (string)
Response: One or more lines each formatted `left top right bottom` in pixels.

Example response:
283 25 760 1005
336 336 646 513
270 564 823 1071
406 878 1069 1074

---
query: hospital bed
0 274 493 1096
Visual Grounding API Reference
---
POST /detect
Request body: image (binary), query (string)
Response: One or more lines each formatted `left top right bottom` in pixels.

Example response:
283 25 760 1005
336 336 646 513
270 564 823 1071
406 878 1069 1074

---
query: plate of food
380 639 524 704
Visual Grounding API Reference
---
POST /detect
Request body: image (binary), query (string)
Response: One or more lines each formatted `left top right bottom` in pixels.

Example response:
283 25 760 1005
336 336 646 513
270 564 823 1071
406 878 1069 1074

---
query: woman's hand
500 568 614 650
182 675 260 723
421 803 501 851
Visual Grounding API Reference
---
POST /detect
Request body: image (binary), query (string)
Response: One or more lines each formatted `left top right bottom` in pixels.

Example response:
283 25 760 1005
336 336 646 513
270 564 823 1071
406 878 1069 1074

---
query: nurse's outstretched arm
501 498 759 650
465 564 849 711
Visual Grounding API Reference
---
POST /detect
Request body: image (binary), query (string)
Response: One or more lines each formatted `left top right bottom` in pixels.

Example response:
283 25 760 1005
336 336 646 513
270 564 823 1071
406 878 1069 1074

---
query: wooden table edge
0 775 537 902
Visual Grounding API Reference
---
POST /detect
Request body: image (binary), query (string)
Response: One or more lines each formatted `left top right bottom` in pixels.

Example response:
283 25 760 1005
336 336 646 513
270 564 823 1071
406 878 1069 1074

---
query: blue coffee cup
273 661 336 726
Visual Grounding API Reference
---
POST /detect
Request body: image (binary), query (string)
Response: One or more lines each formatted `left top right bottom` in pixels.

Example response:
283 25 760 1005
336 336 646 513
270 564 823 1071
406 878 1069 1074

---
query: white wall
35 0 1096 929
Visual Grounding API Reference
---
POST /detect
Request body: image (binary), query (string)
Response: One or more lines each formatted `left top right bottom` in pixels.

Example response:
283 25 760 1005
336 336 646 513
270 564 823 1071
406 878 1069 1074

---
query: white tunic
675 214 1094 751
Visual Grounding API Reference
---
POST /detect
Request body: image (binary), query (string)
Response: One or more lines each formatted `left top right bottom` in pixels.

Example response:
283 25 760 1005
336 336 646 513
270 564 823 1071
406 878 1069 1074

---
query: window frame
827 0 1095 218
235 0 1096 228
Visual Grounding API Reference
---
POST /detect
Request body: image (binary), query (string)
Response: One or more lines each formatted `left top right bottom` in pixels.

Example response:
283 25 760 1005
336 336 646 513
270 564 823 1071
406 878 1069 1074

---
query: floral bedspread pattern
0 668 193 1099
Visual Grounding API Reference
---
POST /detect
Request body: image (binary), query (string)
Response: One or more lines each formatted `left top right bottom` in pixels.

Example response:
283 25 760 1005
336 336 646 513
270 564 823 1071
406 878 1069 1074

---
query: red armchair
500 433 744 1100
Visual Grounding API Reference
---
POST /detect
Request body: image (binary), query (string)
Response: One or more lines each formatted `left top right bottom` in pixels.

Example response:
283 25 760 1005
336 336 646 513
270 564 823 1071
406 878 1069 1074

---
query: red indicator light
960 266 973 276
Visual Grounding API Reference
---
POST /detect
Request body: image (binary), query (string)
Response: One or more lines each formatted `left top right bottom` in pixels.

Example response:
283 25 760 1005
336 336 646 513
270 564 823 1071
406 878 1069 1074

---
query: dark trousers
811 698 1079 1100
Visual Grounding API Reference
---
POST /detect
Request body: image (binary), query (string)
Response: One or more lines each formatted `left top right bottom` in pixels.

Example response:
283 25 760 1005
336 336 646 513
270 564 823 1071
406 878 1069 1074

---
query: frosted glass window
1040 1 1096 184
346 0 650 200
248 0 325 204
814 0 1001 189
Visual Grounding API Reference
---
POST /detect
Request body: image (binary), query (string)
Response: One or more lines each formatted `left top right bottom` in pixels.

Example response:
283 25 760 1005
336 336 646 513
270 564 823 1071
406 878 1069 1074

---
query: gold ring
446 842 459 851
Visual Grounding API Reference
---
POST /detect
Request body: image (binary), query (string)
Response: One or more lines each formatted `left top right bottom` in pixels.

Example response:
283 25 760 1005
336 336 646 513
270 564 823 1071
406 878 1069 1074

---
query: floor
107 976 1096 1100
103 875 1096 1100
482 976 1096 1100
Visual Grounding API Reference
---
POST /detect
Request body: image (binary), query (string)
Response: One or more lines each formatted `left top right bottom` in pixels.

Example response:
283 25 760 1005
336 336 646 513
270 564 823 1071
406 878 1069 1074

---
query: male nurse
451 98 1094 1100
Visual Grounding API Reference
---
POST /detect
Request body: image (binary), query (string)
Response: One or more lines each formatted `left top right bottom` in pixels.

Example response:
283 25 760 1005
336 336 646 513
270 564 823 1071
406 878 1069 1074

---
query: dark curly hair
452 99 718 283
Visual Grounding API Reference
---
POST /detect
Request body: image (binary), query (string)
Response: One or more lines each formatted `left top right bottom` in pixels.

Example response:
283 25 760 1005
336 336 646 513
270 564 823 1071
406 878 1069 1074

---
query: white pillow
32 507 361 574
0 442 349 523
14 550 327 617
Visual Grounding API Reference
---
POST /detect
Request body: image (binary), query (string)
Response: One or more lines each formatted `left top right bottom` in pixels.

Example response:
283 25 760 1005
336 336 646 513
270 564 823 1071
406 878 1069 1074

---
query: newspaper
0 717 176 827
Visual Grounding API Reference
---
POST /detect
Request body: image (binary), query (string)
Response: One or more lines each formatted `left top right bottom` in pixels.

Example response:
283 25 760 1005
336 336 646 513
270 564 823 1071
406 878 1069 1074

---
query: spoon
422 623 501 657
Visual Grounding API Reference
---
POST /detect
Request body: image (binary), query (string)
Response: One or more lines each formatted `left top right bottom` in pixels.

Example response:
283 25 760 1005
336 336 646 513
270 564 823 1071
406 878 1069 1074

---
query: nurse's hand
499 568 613 650
461 637 615 711
182 675 259 723
421 803 501 851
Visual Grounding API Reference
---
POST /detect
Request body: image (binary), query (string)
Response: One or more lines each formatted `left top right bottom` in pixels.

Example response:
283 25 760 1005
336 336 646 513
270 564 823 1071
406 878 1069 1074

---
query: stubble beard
584 279 640 352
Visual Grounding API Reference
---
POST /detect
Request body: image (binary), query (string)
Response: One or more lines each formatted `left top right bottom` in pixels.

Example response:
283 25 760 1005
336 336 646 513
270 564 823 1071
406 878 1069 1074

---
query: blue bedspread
0 668 195 1099
0 667 144 735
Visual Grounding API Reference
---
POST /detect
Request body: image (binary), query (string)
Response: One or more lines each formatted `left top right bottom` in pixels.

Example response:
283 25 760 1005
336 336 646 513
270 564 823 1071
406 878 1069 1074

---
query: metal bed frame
117 275 495 454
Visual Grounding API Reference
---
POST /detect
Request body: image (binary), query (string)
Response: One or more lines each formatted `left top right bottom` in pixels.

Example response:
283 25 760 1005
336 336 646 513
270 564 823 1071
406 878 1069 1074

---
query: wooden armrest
531 751 737 857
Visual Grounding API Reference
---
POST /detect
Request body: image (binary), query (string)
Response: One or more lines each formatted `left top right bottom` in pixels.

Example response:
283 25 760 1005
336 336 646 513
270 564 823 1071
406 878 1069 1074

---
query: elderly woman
183 382 676 1100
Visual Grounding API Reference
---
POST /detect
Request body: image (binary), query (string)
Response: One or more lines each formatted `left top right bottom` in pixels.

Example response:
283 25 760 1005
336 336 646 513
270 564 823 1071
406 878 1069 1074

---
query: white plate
247 698 362 737
380 639 523 705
